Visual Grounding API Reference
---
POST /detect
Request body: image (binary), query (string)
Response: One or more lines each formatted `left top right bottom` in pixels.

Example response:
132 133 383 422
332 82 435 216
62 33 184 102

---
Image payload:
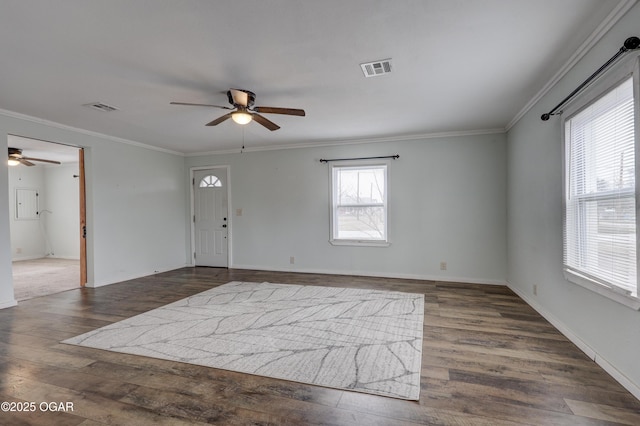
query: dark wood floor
1 268 639 425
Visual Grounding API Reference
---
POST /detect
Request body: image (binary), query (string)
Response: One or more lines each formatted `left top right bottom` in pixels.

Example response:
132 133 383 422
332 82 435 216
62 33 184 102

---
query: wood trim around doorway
79 148 87 286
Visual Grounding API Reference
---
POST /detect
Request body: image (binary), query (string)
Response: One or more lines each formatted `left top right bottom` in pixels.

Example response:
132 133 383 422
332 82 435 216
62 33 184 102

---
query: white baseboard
88 263 190 288
229 263 507 286
12 255 47 262
508 282 640 401
0 298 17 310
46 255 80 260
12 255 79 262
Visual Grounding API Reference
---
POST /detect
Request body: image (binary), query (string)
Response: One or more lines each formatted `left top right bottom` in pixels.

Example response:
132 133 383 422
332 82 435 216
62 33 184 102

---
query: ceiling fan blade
170 102 232 110
252 113 280 131
18 158 35 166
253 106 306 116
229 89 249 107
206 113 233 126
22 156 61 165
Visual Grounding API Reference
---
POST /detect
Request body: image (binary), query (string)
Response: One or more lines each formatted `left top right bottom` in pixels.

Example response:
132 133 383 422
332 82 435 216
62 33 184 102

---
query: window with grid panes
563 67 639 307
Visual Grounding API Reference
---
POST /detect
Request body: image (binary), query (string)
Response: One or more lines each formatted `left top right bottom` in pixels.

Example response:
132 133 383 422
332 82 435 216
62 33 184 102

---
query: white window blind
330 164 388 244
564 77 637 296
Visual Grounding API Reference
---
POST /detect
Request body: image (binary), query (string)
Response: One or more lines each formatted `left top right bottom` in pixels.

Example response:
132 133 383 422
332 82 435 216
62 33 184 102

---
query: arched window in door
199 175 222 188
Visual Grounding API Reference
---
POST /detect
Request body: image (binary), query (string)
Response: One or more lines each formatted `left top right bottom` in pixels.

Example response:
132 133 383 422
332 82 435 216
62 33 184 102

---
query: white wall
7 162 79 261
0 162 13 308
185 133 507 284
43 163 80 259
0 114 507 306
88 139 187 286
0 113 188 309
8 165 46 260
507 3 640 397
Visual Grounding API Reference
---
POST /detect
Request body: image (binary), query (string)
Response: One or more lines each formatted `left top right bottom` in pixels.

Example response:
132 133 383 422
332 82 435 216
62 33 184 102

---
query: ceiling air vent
83 102 119 112
360 59 392 78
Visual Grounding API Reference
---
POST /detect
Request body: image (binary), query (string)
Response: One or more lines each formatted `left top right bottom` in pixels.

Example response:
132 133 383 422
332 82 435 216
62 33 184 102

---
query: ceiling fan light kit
171 88 305 131
231 110 252 125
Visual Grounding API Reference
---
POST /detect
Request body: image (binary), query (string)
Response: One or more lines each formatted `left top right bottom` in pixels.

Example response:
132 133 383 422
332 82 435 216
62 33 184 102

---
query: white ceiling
0 0 626 155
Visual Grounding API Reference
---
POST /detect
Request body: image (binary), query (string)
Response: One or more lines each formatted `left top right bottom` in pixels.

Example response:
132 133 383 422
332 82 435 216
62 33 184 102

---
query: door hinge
193 215 196 223
194 252 196 259
193 178 195 186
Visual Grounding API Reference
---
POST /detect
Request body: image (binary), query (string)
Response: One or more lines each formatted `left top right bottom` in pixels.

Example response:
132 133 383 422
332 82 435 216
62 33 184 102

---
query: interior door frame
6 134 88 289
190 165 231 267
79 148 87 286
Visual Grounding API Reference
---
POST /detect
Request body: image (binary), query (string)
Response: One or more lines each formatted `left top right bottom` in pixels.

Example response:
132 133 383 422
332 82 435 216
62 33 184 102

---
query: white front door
193 168 228 267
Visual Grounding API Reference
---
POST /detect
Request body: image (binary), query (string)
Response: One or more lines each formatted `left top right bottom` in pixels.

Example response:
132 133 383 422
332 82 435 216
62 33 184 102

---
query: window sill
329 239 391 247
564 269 640 310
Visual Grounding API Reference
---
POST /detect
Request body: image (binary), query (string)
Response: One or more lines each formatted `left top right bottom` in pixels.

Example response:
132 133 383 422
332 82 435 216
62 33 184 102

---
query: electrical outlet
533 284 538 296
440 261 447 271
236 208 243 216
16 248 22 254
290 256 295 264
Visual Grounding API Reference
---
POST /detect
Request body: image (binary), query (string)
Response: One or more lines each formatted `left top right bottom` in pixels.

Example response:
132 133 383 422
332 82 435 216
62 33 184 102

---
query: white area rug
64 281 424 400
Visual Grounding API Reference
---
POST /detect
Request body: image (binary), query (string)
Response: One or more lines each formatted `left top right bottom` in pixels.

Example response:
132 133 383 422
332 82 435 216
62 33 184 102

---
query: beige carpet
12 258 80 301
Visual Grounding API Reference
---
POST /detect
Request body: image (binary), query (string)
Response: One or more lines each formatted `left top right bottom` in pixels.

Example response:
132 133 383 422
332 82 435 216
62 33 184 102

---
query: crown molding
1 104 503 158
506 0 638 131
0 107 183 156
185 127 506 157
0 106 504 159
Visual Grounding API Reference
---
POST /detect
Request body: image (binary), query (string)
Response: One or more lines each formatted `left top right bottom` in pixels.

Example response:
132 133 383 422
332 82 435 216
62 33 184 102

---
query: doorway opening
7 135 86 301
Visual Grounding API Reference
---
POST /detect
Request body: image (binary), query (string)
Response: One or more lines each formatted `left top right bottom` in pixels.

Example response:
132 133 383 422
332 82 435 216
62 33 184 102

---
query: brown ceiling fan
171 88 305 131
8 147 61 166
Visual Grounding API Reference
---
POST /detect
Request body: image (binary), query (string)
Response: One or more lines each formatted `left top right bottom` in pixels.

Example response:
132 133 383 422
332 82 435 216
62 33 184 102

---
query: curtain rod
319 154 399 163
541 36 640 121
